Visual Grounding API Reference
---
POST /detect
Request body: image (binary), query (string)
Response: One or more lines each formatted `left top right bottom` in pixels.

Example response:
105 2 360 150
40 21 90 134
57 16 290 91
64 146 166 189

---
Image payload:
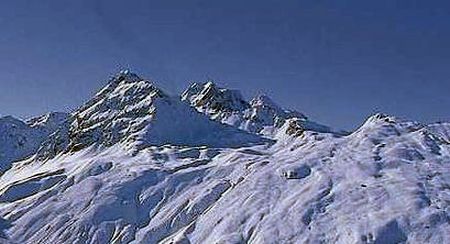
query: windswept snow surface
0 112 68 173
0 72 448 243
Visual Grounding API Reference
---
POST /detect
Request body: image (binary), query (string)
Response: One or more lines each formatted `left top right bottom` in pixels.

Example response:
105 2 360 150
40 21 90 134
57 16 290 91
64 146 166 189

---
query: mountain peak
4 71 448 244
204 80 216 88
250 94 274 105
34 73 267 159
181 82 313 135
181 81 249 113
250 94 287 116
367 112 397 123
113 69 142 83
352 112 424 139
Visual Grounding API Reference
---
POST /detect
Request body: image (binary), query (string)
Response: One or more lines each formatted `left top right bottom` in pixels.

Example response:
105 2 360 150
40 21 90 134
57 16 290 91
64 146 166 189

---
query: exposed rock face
37 71 266 160
182 81 249 116
35 70 163 158
181 81 321 135
67 70 167 150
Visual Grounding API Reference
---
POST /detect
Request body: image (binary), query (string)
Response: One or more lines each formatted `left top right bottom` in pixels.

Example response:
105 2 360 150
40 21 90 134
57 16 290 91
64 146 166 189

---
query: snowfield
0 71 448 243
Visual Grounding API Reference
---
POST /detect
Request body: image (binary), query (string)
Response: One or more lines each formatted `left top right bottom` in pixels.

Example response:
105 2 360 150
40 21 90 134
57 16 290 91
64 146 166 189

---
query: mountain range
0 70 448 243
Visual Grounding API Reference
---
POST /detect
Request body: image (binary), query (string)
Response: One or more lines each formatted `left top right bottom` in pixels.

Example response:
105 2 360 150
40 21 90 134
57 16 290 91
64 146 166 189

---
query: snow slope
0 72 448 244
36 71 266 161
0 112 68 173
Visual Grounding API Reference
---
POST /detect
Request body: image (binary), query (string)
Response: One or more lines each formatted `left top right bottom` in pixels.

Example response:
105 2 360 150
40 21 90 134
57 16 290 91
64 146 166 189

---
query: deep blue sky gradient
1 0 450 130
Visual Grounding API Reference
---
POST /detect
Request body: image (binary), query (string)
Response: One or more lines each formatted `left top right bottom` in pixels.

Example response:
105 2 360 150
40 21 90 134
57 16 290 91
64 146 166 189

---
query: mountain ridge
0 71 448 243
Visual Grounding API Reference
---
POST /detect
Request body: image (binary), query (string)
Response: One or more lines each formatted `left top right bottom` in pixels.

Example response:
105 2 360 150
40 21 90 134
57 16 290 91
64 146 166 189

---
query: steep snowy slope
0 72 448 244
0 112 68 173
36 71 266 160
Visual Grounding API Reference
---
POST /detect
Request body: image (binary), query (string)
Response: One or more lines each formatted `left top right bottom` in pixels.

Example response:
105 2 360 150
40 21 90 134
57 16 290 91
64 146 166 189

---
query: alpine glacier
0 70 448 244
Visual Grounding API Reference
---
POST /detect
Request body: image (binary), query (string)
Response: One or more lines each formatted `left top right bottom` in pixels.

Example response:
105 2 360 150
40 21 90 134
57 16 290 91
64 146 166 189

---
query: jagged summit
357 112 425 131
249 94 278 110
5 73 335 163
112 69 142 83
36 73 266 159
245 94 307 128
70 71 166 148
182 81 316 135
365 112 397 124
349 113 427 146
249 94 303 120
181 80 249 114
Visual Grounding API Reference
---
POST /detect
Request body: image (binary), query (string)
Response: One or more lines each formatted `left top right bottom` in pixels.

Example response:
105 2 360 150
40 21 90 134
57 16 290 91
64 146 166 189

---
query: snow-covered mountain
0 71 448 243
0 112 68 173
35 71 265 161
181 81 332 136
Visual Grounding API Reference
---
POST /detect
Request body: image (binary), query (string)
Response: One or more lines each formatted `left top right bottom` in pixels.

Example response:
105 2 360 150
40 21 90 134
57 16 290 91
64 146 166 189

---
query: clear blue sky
1 0 449 130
